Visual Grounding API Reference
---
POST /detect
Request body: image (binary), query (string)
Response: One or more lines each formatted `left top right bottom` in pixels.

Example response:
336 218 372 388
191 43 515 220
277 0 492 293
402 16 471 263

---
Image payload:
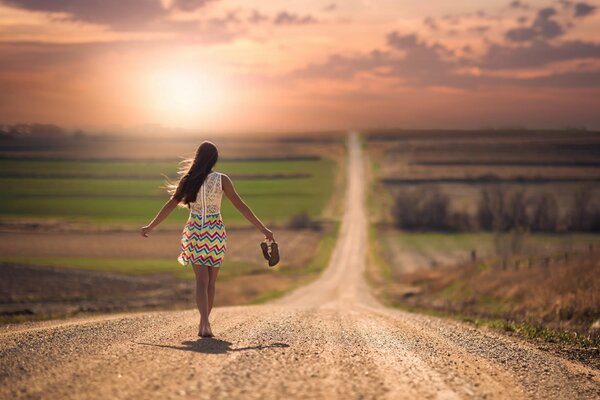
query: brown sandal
260 241 270 261
268 241 280 267
260 240 280 267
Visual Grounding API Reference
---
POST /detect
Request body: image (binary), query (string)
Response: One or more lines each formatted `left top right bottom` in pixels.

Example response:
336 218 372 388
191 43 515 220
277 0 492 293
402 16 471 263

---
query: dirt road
1 133 598 399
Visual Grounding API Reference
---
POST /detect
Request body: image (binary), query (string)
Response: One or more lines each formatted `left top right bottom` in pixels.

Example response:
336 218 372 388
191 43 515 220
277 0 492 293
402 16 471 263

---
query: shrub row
392 185 600 232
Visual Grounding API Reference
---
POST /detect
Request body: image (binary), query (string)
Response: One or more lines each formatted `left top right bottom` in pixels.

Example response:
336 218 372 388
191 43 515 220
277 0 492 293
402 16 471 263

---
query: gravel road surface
1 133 598 399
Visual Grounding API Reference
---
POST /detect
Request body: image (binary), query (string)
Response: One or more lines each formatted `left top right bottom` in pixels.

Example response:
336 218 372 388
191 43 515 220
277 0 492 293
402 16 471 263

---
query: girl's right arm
222 174 274 241
140 196 180 237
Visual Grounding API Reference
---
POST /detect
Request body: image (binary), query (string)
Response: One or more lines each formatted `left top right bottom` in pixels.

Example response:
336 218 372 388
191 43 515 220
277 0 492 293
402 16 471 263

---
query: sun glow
143 67 228 127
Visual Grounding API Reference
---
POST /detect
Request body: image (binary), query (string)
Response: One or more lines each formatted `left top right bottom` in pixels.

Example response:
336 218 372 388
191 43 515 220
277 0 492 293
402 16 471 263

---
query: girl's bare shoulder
219 172 232 189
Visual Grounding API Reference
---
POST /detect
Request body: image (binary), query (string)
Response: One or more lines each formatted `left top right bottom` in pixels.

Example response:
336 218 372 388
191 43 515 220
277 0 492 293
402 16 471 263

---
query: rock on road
1 133 599 400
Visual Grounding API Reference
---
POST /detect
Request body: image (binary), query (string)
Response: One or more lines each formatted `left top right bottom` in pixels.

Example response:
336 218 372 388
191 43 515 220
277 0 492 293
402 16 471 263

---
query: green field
0 256 261 280
0 223 340 283
0 159 337 226
0 159 328 177
383 231 600 258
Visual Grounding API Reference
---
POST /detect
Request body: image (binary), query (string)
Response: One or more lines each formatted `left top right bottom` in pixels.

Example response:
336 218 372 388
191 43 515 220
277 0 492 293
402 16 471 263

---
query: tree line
392 185 600 233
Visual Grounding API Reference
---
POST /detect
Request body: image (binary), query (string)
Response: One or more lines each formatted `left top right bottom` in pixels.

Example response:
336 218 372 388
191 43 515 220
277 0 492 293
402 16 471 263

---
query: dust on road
1 133 599 399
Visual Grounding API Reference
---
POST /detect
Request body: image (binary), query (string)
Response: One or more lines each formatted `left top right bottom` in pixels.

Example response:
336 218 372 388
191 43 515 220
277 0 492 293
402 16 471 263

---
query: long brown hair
166 141 219 207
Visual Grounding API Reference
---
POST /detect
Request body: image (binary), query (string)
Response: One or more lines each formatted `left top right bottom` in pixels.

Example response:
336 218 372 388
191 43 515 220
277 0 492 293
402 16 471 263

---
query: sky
0 0 599 132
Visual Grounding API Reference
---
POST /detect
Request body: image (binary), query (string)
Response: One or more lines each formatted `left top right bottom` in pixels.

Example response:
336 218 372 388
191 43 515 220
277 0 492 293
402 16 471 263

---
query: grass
396 304 598 348
367 231 593 347
369 247 600 347
365 227 600 352
249 289 288 304
0 158 337 226
0 256 265 281
0 159 330 177
385 231 600 258
0 221 342 311
367 224 393 281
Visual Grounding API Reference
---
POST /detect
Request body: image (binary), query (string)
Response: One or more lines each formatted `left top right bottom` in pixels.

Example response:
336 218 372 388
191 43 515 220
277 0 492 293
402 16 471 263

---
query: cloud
387 32 418 49
509 1 529 10
0 0 295 39
322 3 336 12
519 70 600 87
0 0 229 32
287 24 600 90
505 7 563 42
574 2 596 17
423 17 439 31
505 27 537 41
248 9 268 23
273 11 317 25
441 14 461 25
1 0 168 29
291 32 456 86
0 40 169 72
289 50 389 80
480 39 600 69
468 25 491 34
170 0 216 12
387 31 453 56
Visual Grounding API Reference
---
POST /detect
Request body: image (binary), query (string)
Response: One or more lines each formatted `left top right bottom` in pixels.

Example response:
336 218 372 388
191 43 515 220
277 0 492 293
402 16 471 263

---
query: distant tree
530 193 559 232
30 123 64 137
477 186 528 232
504 189 528 230
477 186 504 231
392 186 454 231
73 129 86 138
568 186 594 231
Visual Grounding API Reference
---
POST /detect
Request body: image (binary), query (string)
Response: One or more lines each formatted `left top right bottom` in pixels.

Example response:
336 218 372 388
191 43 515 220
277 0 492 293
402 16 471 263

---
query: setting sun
143 67 227 127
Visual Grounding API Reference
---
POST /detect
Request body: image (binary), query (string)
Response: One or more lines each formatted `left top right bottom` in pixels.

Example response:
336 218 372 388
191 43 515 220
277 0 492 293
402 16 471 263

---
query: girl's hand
140 225 153 238
263 228 275 242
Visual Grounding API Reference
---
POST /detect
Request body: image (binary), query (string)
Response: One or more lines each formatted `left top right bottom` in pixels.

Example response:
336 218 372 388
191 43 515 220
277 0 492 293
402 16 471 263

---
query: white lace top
189 171 223 216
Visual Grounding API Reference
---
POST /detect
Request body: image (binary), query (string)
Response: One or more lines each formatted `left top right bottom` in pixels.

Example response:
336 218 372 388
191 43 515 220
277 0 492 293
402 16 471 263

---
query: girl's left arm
222 174 274 241
140 196 180 237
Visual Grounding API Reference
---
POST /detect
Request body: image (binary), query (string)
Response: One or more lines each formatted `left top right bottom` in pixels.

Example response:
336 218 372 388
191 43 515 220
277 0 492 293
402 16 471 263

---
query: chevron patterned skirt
178 212 227 268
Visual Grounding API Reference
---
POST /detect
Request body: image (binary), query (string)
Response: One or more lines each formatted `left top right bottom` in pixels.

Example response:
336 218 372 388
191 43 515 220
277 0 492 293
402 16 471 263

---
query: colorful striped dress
177 171 227 268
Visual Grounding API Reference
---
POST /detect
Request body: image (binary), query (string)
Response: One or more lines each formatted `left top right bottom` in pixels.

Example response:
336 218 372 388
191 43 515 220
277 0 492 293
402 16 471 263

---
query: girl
140 141 274 337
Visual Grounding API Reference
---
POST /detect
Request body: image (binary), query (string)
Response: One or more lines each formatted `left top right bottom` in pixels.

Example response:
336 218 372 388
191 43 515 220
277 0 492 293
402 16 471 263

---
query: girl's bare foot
200 324 214 337
198 322 214 337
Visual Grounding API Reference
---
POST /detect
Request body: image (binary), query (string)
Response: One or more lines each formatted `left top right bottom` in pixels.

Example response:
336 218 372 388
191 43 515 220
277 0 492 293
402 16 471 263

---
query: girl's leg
207 266 220 315
192 264 212 337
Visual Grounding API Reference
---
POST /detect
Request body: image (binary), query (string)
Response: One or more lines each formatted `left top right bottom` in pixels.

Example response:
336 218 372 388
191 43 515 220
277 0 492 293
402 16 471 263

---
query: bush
390 185 598 233
287 211 322 230
477 186 528 232
530 193 559 232
392 187 463 231
567 186 599 232
589 212 600 233
477 186 503 231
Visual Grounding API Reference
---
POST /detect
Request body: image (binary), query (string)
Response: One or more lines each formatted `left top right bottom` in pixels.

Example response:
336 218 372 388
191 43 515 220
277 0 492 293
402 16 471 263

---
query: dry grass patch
389 253 600 341
0 228 323 268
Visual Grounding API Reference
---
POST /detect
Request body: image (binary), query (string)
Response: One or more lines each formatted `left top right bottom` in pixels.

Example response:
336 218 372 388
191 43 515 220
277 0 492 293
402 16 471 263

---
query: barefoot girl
140 141 275 337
